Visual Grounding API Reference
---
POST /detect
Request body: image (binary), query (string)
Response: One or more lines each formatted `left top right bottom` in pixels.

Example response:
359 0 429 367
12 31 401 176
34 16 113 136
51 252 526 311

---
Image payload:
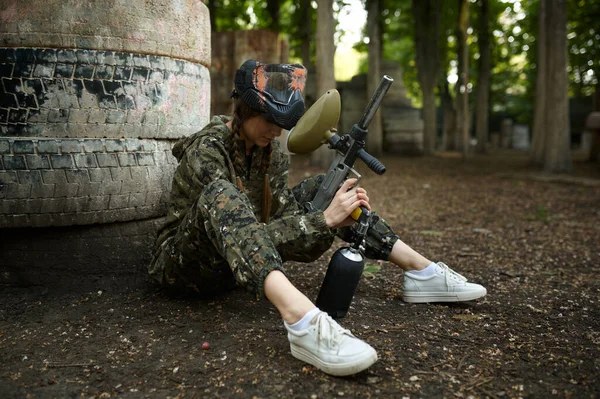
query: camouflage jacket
154 115 335 263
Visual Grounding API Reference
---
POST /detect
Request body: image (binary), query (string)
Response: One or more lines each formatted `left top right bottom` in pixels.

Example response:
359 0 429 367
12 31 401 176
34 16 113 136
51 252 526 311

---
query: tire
0 0 209 289
0 137 177 228
0 1 210 228
0 47 205 227
0 47 207 226
0 47 210 140
0 0 210 65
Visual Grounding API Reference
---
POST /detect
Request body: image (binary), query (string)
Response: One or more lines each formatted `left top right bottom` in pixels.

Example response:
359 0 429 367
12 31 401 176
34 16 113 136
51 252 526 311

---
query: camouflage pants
152 175 398 297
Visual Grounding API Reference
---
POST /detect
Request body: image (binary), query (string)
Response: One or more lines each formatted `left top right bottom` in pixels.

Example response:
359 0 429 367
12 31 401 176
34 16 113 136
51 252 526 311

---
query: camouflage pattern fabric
149 116 399 298
152 179 285 297
149 116 335 297
338 212 399 261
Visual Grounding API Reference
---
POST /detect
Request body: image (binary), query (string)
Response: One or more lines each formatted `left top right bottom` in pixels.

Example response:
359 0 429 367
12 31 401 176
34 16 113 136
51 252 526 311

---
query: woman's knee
340 212 399 261
364 213 399 260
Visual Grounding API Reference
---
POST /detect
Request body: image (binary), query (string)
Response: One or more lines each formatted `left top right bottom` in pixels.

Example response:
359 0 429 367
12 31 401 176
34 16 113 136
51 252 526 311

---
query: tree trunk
475 0 491 153
311 0 336 168
422 82 437 153
367 0 383 156
298 0 313 72
594 81 600 112
412 0 442 155
543 0 571 172
530 0 547 165
267 0 280 32
455 0 470 159
440 82 456 151
208 0 217 32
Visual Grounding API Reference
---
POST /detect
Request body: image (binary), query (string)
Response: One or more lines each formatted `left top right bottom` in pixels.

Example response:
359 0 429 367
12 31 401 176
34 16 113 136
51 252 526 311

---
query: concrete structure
337 62 424 154
380 61 424 154
585 111 600 161
0 0 211 290
512 124 530 150
210 30 288 116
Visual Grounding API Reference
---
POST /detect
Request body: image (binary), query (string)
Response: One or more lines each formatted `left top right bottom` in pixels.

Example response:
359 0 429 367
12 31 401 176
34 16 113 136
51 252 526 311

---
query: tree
208 0 595 164
296 0 314 72
412 0 442 155
530 1 547 165
455 0 470 158
437 3 456 152
377 1 419 102
316 0 336 101
367 0 383 156
208 0 217 31
531 0 572 172
311 0 337 168
267 0 281 32
475 0 491 153
566 0 599 104
440 81 455 151
206 0 254 32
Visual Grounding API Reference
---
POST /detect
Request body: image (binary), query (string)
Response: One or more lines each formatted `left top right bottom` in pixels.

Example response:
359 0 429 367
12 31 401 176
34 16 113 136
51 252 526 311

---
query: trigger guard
348 168 362 189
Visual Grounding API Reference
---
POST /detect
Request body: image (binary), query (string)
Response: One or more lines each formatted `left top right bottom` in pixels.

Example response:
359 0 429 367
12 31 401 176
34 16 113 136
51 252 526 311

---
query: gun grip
350 206 369 222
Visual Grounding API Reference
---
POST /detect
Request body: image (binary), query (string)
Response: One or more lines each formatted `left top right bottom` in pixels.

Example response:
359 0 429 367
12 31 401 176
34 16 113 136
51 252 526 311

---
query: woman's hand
323 178 370 229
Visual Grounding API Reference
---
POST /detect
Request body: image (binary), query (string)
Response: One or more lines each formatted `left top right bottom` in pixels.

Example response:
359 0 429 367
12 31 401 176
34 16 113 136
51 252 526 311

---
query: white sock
405 262 438 277
284 307 321 331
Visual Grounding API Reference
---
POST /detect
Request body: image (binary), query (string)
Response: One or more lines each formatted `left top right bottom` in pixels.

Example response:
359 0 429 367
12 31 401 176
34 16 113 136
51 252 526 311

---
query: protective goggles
235 61 307 106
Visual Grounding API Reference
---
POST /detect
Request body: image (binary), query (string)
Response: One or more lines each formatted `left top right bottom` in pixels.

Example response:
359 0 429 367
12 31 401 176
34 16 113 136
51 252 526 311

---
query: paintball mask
233 60 307 130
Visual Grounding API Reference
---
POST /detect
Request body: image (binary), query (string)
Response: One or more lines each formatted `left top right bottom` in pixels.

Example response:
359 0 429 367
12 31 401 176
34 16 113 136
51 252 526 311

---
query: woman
149 60 486 377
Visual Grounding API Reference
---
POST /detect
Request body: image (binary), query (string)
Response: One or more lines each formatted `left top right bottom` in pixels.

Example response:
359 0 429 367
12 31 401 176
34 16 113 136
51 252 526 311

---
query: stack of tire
0 0 211 290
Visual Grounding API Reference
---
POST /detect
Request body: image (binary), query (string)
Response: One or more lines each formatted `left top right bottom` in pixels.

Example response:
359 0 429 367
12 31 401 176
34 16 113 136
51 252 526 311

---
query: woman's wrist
309 212 335 236
323 210 333 228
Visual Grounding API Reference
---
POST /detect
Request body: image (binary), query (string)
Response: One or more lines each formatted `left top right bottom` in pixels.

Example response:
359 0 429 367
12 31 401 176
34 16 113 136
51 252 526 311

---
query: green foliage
486 0 598 124
354 0 429 106
209 0 255 31
488 0 537 125
209 0 351 65
438 0 460 87
286 0 316 65
566 0 600 97
209 0 598 126
528 204 551 224
363 263 381 276
380 0 420 104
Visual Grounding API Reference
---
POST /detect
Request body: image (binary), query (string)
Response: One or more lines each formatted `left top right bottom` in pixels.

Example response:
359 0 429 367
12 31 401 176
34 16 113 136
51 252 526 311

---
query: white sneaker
285 311 377 376
403 262 487 303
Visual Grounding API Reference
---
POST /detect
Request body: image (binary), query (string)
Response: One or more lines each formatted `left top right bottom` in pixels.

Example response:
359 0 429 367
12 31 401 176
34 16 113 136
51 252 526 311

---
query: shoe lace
437 262 467 285
314 312 351 348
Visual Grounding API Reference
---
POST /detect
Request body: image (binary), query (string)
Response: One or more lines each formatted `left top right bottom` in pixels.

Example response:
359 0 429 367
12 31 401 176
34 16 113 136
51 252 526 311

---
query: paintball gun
286 75 394 318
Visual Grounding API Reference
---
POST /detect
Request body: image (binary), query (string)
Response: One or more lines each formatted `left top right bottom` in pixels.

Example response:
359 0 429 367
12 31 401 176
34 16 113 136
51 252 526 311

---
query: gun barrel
357 75 394 130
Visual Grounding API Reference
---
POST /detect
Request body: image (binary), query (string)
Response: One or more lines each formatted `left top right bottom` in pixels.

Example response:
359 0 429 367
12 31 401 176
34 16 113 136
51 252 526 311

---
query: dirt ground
1 150 599 399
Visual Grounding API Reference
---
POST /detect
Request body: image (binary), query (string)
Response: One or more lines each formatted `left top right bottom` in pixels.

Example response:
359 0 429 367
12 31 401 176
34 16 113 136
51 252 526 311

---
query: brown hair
229 97 261 139
229 97 273 175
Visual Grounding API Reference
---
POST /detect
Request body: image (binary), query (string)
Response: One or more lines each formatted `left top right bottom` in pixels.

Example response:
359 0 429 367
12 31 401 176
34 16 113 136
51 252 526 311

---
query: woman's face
241 115 283 152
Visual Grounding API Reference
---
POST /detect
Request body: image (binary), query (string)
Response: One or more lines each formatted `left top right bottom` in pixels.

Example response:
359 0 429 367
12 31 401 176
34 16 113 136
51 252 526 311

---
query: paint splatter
253 65 269 92
289 68 306 92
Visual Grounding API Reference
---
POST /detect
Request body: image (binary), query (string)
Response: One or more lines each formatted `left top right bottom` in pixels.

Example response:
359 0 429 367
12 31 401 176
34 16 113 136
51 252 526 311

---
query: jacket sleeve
264 149 335 262
154 133 234 249
183 136 233 188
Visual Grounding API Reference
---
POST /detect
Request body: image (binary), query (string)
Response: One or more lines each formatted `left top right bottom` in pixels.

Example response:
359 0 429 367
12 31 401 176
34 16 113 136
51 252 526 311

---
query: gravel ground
1 150 599 398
